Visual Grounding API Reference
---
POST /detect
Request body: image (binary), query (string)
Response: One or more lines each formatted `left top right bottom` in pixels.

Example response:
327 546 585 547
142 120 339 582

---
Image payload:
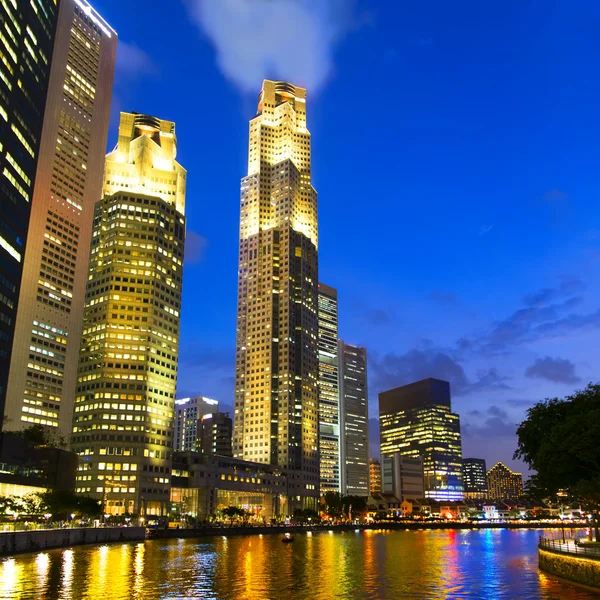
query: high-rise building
382 454 425 501
463 458 488 499
0 0 59 427
339 341 369 496
369 458 381 495
199 412 233 457
71 112 187 516
486 462 523 500
379 378 464 501
318 283 340 494
4 0 116 438
233 80 319 511
174 396 218 452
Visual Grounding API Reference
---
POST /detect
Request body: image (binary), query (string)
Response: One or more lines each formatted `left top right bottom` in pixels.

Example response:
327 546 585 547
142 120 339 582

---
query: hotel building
486 462 523 500
173 396 218 452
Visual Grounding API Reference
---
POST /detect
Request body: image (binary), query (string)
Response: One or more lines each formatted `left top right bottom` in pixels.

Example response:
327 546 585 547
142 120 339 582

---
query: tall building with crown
233 80 319 511
4 0 116 438
71 112 186 516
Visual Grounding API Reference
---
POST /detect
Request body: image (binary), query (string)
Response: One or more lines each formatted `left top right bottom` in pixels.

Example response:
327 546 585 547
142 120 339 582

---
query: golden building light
71 112 186 516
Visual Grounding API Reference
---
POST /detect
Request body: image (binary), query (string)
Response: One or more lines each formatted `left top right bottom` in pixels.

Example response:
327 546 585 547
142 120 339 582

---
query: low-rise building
382 453 424 501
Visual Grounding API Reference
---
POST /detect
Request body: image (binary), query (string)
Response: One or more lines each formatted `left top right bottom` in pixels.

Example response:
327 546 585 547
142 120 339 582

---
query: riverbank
0 526 146 556
149 520 572 539
539 546 600 592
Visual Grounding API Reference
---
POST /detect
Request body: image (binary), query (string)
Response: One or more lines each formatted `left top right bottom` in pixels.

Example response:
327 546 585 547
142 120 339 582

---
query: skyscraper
463 458 488 499
71 112 186 516
0 0 58 427
369 458 381 495
339 341 369 496
318 283 340 494
199 412 233 457
486 462 523 500
233 80 319 511
379 378 464 501
4 0 116 438
173 396 219 452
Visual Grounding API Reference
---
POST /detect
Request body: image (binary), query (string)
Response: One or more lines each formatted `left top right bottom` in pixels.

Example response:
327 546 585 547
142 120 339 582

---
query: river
0 528 597 599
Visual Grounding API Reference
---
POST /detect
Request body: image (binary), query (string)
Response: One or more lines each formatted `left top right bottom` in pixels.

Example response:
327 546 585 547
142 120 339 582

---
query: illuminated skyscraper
4 0 116 438
369 458 381 495
318 283 340 494
0 0 58 427
486 462 523 500
174 396 219 452
463 458 488 499
339 341 369 496
379 378 464 501
233 80 319 510
71 112 186 516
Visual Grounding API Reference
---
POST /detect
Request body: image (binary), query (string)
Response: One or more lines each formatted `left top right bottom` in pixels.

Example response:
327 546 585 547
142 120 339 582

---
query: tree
514 383 600 540
220 506 245 526
322 492 343 520
36 490 101 521
14 424 67 449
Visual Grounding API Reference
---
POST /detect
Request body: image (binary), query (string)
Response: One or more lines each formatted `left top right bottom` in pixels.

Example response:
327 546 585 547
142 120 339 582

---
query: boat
282 535 294 543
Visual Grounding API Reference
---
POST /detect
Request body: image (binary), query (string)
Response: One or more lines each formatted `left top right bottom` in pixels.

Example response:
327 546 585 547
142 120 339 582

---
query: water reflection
0 529 596 599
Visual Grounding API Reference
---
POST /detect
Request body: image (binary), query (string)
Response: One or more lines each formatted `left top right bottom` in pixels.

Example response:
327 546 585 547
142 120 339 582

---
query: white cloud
185 0 355 94
116 41 157 77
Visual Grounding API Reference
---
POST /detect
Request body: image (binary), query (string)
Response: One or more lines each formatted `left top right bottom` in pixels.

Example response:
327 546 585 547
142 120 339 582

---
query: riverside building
4 0 116 438
379 378 464 501
71 112 186 516
173 396 219 451
486 462 523 500
463 458 488 499
233 80 319 512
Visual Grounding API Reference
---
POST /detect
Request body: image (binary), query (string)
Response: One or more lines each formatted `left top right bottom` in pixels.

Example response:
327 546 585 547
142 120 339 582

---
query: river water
1 528 597 599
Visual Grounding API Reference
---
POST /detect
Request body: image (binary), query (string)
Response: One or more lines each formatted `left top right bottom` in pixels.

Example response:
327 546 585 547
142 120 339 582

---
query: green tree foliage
514 383 600 539
322 492 368 520
14 424 67 449
219 506 246 525
36 490 101 520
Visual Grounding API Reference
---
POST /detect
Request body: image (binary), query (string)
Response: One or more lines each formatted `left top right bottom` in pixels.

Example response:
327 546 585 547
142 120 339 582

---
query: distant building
486 462 523 500
199 412 233 457
369 458 381 495
174 397 219 452
318 283 341 495
463 458 488 499
382 453 425 501
379 378 464 501
339 342 370 496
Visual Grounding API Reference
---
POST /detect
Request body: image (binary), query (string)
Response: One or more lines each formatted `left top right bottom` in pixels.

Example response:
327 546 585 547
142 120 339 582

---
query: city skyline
8 0 599 475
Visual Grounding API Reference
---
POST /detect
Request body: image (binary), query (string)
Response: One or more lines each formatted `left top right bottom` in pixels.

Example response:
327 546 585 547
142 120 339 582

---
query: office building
379 378 464 501
71 112 187 516
318 283 340 494
369 458 381 495
174 396 218 452
382 454 425 501
463 458 488 499
0 0 58 426
4 0 116 438
233 80 319 512
199 412 233 457
486 462 523 500
339 341 369 496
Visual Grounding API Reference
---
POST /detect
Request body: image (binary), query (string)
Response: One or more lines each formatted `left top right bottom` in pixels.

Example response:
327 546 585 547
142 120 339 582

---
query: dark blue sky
96 0 600 472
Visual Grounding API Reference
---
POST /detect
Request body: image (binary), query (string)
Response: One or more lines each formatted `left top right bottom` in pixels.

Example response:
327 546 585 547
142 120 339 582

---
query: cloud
185 0 357 94
369 349 510 397
522 277 585 307
185 230 208 264
462 405 516 440
430 291 460 307
116 41 157 78
478 224 493 236
525 356 581 384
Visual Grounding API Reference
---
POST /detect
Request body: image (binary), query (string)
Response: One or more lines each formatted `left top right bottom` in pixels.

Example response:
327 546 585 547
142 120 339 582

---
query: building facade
339 341 369 496
233 80 319 511
379 378 464 502
369 458 381 495
199 412 233 457
486 462 523 500
0 0 58 426
174 396 218 452
71 112 187 516
5 0 116 438
382 454 425 501
318 283 340 494
462 458 488 499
